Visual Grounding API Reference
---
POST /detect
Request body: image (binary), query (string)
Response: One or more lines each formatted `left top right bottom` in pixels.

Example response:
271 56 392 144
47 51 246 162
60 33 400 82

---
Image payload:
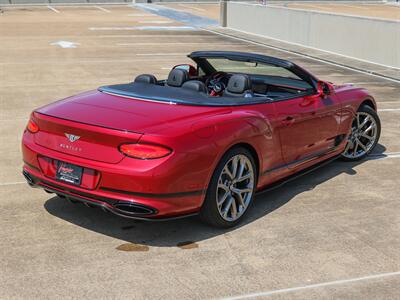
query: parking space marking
344 82 398 85
50 40 80 48
369 152 400 159
117 42 239 46
138 20 173 24
379 108 400 112
0 181 25 187
89 26 196 31
89 26 144 31
135 52 187 56
47 6 60 14
127 13 154 17
94 6 111 13
377 101 400 104
97 34 216 38
223 271 400 300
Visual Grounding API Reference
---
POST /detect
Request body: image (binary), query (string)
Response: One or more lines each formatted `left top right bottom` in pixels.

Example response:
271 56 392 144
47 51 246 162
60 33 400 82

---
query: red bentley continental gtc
22 51 381 227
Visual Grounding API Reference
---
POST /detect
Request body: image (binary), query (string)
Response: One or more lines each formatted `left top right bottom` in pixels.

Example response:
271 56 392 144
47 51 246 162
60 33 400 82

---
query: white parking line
89 26 140 31
378 108 400 112
138 20 173 24
94 6 111 13
118 42 239 46
136 52 187 56
369 152 400 159
0 181 26 187
223 271 400 300
378 101 400 104
127 13 153 17
97 35 216 38
89 26 195 31
47 6 60 14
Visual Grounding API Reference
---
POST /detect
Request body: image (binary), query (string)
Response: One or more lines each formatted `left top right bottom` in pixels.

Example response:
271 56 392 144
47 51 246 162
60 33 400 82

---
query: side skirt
256 155 340 195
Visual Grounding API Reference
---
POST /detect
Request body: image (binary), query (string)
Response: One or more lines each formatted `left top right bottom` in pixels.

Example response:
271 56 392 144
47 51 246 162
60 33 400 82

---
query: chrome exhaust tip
113 202 155 215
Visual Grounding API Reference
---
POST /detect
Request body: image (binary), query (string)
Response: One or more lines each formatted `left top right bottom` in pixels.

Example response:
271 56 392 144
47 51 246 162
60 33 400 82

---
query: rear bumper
22 130 208 220
22 169 199 221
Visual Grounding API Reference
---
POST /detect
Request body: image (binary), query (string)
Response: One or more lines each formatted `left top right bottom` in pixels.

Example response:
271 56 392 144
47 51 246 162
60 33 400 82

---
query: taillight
27 119 39 133
119 143 172 159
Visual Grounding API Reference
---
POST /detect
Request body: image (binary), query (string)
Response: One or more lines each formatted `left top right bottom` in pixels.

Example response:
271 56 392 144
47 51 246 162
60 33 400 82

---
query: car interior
133 65 313 101
99 54 319 106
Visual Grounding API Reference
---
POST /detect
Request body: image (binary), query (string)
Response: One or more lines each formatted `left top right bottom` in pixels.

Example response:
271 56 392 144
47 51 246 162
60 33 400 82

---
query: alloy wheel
342 111 378 159
216 154 255 222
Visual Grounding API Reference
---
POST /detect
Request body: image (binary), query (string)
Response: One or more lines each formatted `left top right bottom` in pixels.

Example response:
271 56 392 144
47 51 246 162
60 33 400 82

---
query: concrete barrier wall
0 0 216 3
226 2 400 69
1 0 387 4
1 0 128 3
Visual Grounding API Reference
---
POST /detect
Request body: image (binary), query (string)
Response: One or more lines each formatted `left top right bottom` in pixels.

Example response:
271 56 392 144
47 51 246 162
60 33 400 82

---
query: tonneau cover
99 83 271 107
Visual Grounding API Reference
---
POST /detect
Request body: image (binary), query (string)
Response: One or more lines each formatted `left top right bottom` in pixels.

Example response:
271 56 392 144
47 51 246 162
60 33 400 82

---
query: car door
275 91 341 169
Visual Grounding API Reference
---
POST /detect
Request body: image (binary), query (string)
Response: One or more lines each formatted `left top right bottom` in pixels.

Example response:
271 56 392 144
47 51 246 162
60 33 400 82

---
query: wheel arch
360 98 376 111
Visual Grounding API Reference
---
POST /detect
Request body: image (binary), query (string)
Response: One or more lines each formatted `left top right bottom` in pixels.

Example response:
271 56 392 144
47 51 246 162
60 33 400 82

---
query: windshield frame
189 51 319 91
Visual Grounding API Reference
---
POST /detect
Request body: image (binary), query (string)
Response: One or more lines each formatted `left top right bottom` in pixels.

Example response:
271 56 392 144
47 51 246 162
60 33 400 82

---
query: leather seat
134 74 157 84
182 80 207 93
223 74 253 97
166 69 189 87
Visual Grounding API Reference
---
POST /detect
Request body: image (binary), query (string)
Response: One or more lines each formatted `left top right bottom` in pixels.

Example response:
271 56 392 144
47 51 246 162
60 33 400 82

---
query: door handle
281 116 295 126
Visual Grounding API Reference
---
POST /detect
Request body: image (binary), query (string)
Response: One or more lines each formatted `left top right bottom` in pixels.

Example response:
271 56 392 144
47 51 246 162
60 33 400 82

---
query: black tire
200 147 257 228
340 104 381 161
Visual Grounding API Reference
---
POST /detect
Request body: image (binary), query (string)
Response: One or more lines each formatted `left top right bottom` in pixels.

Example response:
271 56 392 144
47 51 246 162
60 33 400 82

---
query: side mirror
172 64 197 77
317 81 332 98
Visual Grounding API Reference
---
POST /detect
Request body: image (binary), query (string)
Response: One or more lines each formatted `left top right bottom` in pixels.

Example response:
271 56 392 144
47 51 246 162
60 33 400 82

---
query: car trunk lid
33 112 142 164
36 90 231 133
33 90 230 163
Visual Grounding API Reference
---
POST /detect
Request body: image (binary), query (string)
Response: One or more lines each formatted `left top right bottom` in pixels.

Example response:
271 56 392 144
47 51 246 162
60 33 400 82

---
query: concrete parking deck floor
1 4 400 299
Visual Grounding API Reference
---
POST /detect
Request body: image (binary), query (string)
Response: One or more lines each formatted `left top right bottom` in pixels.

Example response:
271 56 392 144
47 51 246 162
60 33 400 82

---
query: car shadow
44 144 386 248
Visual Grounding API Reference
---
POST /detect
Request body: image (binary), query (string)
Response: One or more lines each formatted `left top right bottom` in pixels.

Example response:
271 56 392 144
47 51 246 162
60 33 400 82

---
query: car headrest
134 74 157 84
167 69 189 87
182 80 207 93
226 74 252 94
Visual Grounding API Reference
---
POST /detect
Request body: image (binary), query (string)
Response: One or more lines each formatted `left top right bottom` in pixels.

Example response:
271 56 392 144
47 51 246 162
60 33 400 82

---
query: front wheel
200 147 257 228
341 105 381 161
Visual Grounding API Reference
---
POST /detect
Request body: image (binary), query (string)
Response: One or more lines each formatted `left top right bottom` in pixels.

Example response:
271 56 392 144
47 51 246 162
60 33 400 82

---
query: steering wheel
205 71 228 96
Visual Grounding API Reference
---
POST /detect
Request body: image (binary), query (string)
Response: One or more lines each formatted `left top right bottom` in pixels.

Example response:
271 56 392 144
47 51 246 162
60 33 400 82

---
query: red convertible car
22 51 381 227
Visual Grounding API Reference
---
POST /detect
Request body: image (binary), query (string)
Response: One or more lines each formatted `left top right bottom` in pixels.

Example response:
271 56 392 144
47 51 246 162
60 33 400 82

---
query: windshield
206 58 302 80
